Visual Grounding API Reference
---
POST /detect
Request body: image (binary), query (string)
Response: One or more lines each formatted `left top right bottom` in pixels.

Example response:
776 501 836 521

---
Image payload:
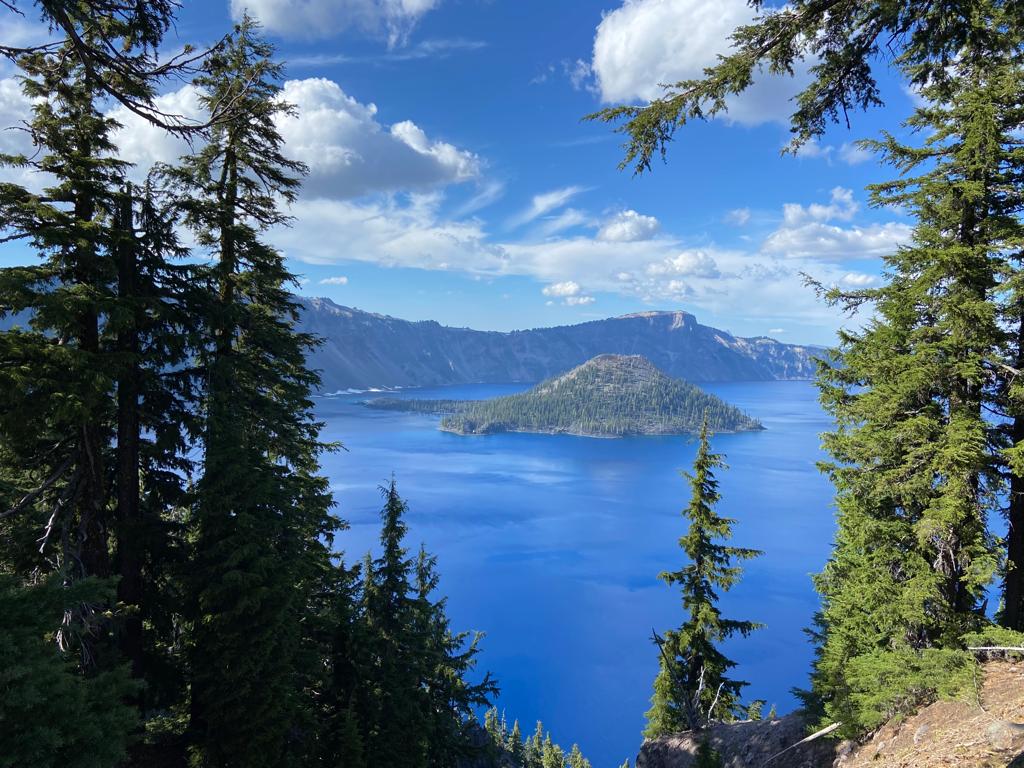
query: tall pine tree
645 415 761 737
808 4 1021 733
157 18 340 767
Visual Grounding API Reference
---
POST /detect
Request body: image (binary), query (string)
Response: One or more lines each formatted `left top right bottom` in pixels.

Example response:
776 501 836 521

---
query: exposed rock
297 298 823 392
636 662 1024 768
636 712 837 768
834 660 1024 768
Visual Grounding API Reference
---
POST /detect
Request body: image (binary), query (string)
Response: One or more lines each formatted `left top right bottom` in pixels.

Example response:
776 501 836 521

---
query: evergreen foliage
587 0 1024 171
157 19 340 767
326 480 498 767
368 354 761 437
805 4 1024 734
0 7 571 768
0 575 137 768
693 739 722 768
645 416 762 737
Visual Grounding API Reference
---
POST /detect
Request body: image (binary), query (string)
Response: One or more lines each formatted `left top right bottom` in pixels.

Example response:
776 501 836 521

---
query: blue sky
0 0 920 344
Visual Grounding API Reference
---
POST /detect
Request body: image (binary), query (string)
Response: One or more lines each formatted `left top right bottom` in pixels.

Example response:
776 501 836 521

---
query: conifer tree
158 18 339 766
0 575 137 768
567 743 591 768
507 719 525 765
807 8 1022 731
645 415 761 737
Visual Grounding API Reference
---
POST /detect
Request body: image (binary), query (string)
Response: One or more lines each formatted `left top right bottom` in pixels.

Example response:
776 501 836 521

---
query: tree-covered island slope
365 354 763 437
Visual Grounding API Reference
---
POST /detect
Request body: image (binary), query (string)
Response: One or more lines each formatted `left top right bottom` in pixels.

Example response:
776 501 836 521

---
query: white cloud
320 275 350 285
760 187 910 261
538 208 592 237
794 139 833 160
565 295 596 306
109 78 480 197
839 272 878 286
597 209 660 242
725 207 751 226
565 58 594 92
231 0 441 46
542 281 595 306
509 186 585 228
590 0 809 125
277 78 479 198
763 220 910 261
839 142 872 165
272 186 901 331
542 281 582 297
454 180 505 216
647 250 721 278
768 328 785 334
782 187 858 225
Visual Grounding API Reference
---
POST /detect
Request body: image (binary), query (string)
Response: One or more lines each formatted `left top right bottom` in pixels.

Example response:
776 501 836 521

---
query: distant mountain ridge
366 354 762 437
298 297 821 392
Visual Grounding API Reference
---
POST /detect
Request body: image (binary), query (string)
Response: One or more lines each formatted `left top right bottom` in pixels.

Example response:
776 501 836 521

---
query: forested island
365 354 762 437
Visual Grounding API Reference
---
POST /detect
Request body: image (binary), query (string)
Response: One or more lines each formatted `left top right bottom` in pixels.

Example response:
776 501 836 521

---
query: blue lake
315 380 836 767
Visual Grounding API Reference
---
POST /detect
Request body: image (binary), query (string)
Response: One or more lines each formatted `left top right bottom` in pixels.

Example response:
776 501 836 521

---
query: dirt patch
836 660 1024 768
636 661 1024 768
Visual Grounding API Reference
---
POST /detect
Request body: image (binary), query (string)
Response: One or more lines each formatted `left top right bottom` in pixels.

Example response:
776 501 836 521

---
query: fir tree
0 575 137 768
567 743 591 768
507 719 525 765
806 7 1023 733
645 415 761 737
161 18 340 767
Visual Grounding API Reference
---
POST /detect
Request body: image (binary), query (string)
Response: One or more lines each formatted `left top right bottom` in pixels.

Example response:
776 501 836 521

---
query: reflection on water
316 380 834 767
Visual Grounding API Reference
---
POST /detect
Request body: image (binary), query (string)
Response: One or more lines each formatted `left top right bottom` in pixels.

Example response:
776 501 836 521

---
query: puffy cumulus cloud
111 78 480 195
230 0 441 46
277 78 479 198
782 186 858 225
270 193 510 273
320 275 350 285
277 186 903 329
542 281 583 297
765 188 910 261
597 209 660 242
590 0 809 125
542 280 595 306
108 85 203 177
763 220 910 260
647 250 720 279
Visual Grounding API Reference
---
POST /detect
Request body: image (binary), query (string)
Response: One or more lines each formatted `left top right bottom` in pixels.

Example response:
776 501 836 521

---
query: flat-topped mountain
298 298 820 392
366 354 762 437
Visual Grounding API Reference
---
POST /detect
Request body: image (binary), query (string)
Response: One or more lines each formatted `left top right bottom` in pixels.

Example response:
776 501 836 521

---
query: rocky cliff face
298 298 822 392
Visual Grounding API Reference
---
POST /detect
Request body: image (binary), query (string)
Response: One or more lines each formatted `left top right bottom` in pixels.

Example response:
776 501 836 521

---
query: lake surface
315 380 836 767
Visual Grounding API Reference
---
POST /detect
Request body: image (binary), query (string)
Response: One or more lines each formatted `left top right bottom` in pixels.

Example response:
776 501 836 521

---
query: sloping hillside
298 298 821 392
367 354 762 437
635 660 1024 768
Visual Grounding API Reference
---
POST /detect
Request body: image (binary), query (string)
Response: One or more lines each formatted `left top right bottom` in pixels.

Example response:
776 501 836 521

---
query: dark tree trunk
115 186 144 678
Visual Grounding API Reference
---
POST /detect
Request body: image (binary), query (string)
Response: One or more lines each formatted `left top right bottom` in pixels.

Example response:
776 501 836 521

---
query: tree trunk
115 186 144 679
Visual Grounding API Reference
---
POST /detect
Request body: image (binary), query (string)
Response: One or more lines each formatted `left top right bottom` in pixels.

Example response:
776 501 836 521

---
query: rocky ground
636 660 1024 768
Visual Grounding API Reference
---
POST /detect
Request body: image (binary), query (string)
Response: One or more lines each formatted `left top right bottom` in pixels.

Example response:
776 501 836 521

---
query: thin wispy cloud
286 38 487 67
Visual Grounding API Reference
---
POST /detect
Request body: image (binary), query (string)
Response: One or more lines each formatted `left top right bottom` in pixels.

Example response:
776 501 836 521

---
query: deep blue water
315 381 836 767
